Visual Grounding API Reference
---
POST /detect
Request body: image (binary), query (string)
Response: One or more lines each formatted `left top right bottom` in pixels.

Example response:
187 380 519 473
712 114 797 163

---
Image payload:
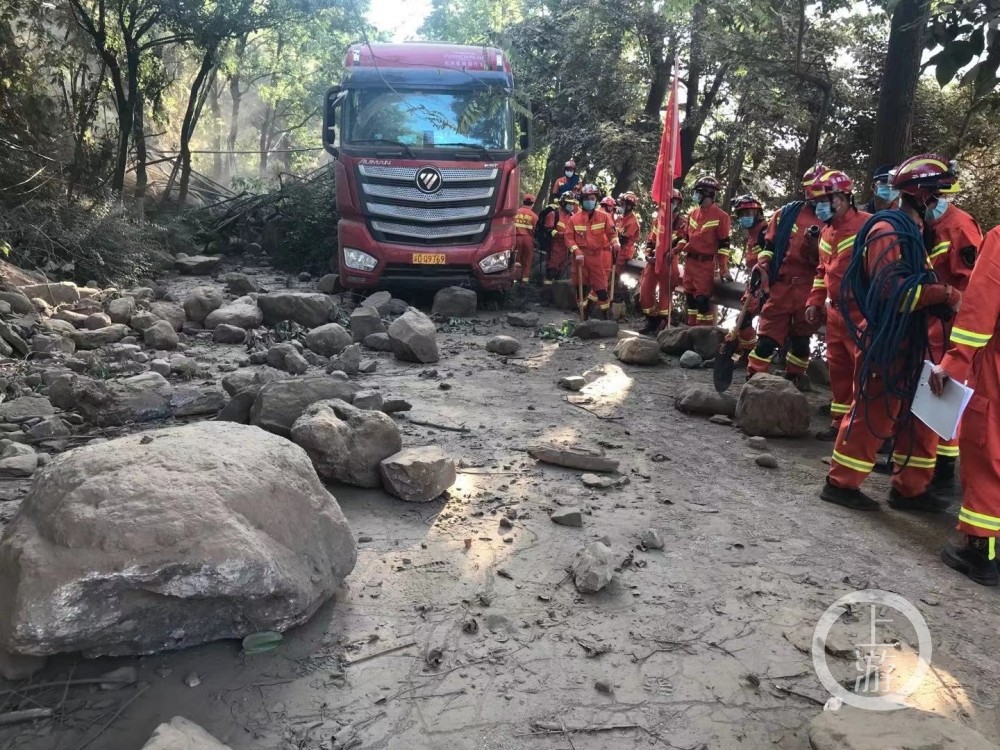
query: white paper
911 360 974 441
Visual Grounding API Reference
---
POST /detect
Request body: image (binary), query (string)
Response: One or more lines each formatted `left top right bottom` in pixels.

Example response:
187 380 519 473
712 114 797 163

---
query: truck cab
323 43 531 291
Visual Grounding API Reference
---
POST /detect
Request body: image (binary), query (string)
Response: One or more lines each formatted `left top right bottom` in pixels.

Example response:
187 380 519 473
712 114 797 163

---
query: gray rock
507 312 539 328
735 374 811 437
0 422 357 657
529 445 619 473
175 255 222 275
26 416 70 440
679 350 703 369
85 312 113 330
361 291 392 315
747 436 768 450
52 309 89 328
558 376 586 391
709 414 733 426
284 350 309 375
327 343 362 375
141 716 232 750
363 332 392 352
349 306 386 343
150 359 170 377
387 309 439 363
18 282 79 307
305 323 351 357
204 303 263 330
107 297 136 325
183 287 224 324
170 387 226 418
258 292 336 328
486 335 519 355
250 376 359 437
379 446 457 502
0 321 28 357
0 648 47 681
432 286 477 318
687 326 726 359
550 508 583 527
291 400 402 487
50 372 173 427
0 454 38 477
808 705 996 750
613 336 660 365
266 342 297 370
39 318 76 337
129 311 159 333
581 473 616 488
808 357 831 386
382 398 412 414
0 396 54 422
353 390 384 411
32 334 75 356
301 350 330 368
224 272 258 296
144 320 179 350
316 274 339 294
657 326 693 355
169 356 200 377
549 279 577 311
572 320 619 339
674 387 737 417
213 324 247 344
755 453 778 469
221 367 282 397
0 291 34 315
149 302 186 331
217 388 257 424
572 542 614 593
641 529 664 550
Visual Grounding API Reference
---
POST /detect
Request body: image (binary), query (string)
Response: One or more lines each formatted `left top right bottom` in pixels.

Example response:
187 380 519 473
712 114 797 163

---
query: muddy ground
1 263 999 750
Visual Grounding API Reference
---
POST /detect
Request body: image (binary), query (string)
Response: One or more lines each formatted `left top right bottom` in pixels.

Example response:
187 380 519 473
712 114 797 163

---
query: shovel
713 267 762 393
576 258 587 321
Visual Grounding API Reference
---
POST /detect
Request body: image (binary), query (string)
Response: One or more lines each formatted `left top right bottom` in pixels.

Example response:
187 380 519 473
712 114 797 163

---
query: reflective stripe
928 241 950 260
551 230 559 236
958 507 1000 532
830 402 852 415
688 219 699 230
812 278 827 289
718 248 730 256
791 225 799 235
937 444 960 457
758 250 774 260
838 235 857 252
786 352 809 368
590 223 606 230
902 285 922 312
659 308 671 315
543 280 553 285
748 350 773 364
992 538 997 561
832 450 875 473
819 239 833 254
702 220 720 228
642 307 656 314
891 452 937 469
951 326 992 348
587 292 599 302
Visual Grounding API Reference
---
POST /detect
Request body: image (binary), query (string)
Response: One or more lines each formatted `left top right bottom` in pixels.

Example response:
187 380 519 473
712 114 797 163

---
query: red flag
653 59 682 274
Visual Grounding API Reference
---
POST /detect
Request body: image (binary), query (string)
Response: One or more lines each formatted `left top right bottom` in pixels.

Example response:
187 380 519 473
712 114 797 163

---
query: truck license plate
412 253 446 265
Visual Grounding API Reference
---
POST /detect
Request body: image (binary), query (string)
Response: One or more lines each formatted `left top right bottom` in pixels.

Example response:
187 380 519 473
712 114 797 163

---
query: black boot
888 487 950 513
931 456 957 491
942 536 1000 586
640 315 660 335
820 478 880 511
815 424 839 442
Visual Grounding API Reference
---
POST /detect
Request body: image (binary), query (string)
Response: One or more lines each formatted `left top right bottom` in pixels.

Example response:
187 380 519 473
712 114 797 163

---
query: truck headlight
344 248 377 272
479 250 513 274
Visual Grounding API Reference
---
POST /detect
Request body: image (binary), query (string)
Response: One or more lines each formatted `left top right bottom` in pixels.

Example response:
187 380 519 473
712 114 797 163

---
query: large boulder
379 446 456 503
431 286 477 318
687 326 726 359
572 542 615 594
52 309 88 328
735 373 811 437
149 302 186 331
183 287 224 324
142 717 232 750
128 310 160 333
572 320 619 339
250 376 359 437
327 343 362 375
265 343 308 374
204 303 263 330
387 309 439 363
364 332 392 352
213 324 247 344
808 705 997 750
224 272 258 296
349 306 386 343
31 334 75 356
50 372 173 427
175 255 222 275
613 336 660 365
144 320 179 350
674 387 737 418
657 326 694 355
486 335 520 356
0 422 356 657
361 291 392 316
291 400 402 488
0 290 35 315
0 396 54 423
107 297 136 325
84 312 112 330
70 324 130 350
305 323 352 357
258 292 336 328
221 367 283 397
18 282 79 307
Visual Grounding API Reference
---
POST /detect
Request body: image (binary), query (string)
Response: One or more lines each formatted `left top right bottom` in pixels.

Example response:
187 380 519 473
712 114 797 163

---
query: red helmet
801 163 827 187
805 169 854 198
890 154 958 199
693 175 721 195
580 183 599 199
671 188 683 202
621 191 638 205
600 196 616 210
522 193 535 205
731 194 763 212
564 160 576 170
560 192 578 205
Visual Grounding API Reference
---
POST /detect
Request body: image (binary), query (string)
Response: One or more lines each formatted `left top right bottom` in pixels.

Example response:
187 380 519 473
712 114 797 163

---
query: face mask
582 199 597 211
875 184 898 202
926 197 949 222
565 171 574 179
815 200 833 222
738 216 755 229
565 204 575 214
692 191 703 204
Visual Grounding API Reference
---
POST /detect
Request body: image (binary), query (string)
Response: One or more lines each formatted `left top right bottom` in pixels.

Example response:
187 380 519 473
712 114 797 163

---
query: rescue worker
862 164 900 213
683 176 731 326
820 157 962 512
567 183 621 318
615 192 642 271
600 196 617 214
746 170 823 381
931 224 1000 585
543 192 577 285
731 194 767 354
513 194 538 284
551 160 580 198
804 173 871 439
638 190 685 333
921 160 983 488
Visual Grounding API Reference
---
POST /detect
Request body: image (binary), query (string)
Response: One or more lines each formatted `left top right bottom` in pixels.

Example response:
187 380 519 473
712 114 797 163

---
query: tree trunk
226 34 248 177
209 81 223 181
133 92 148 213
795 80 832 185
868 0 930 180
177 46 218 208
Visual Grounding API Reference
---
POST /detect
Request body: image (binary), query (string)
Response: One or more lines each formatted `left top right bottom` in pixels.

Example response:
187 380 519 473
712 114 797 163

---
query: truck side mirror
323 86 345 157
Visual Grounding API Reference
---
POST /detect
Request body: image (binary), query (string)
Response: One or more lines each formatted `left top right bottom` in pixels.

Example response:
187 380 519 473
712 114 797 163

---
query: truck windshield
345 89 513 152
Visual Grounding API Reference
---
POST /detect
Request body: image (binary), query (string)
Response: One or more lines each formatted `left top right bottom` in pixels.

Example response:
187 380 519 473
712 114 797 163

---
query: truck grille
356 164 501 246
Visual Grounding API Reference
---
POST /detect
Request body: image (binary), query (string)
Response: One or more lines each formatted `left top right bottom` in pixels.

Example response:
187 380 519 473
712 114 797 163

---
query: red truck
322 42 531 292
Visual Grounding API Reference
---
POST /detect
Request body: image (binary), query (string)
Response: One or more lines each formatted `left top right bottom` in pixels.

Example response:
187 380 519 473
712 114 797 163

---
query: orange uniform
827 218 958 499
682 203 731 326
747 202 821 377
567 208 620 310
551 175 579 198
543 207 575 283
639 214 685 317
938 226 1000 540
807 208 871 426
615 212 641 268
514 205 538 283
736 219 768 351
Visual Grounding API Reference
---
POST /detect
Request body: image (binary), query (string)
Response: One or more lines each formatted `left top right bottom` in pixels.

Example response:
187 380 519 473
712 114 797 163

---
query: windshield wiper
432 142 498 158
346 138 416 158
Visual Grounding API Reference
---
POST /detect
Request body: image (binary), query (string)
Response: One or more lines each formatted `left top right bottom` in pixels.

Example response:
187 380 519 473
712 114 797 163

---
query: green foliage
927 1 1000 96
266 166 339 274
